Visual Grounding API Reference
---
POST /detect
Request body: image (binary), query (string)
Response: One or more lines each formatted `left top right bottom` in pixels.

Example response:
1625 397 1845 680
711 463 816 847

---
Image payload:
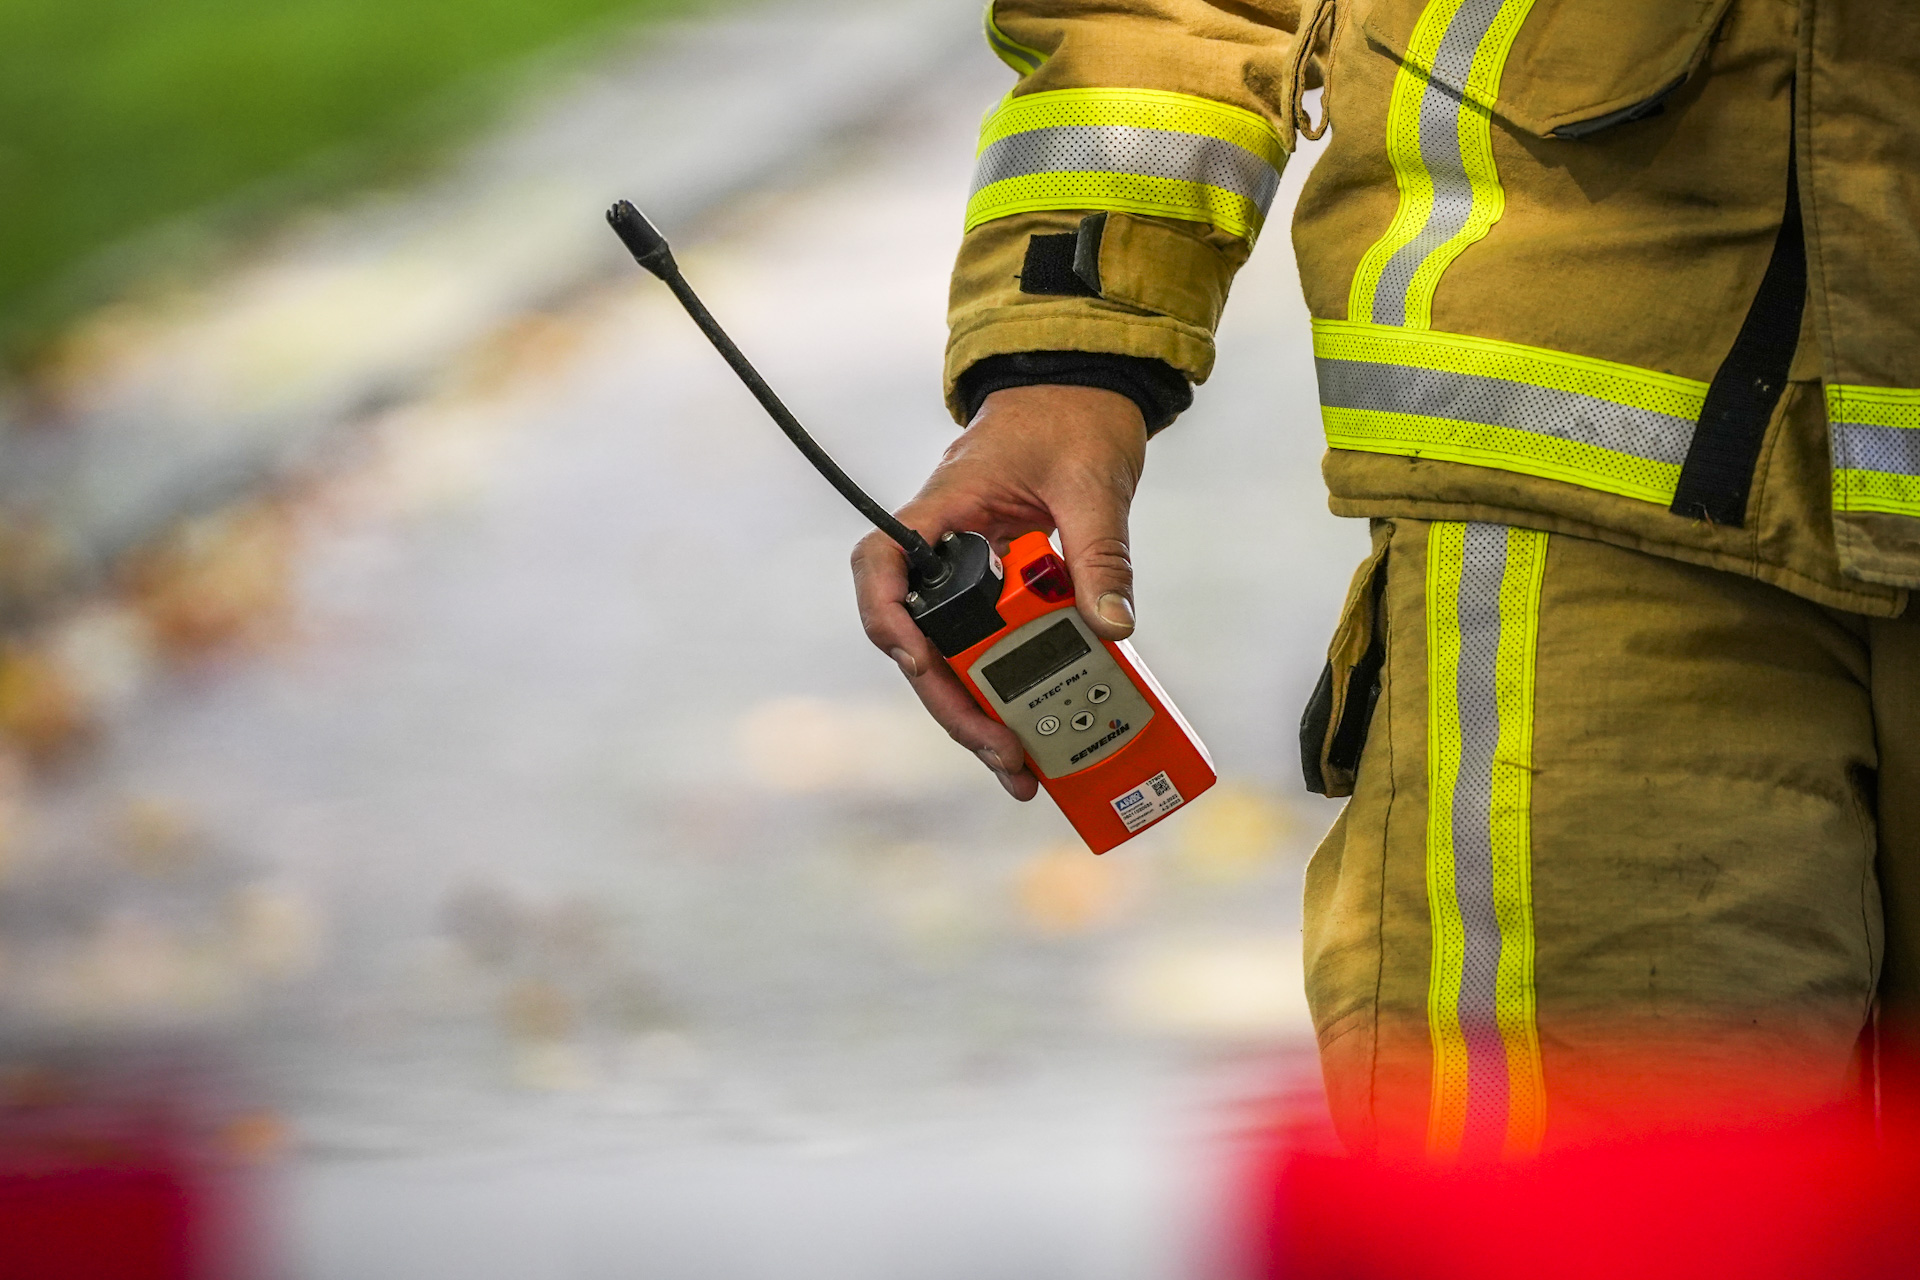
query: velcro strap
1015 213 1233 332
1018 232 1097 297
1092 213 1233 331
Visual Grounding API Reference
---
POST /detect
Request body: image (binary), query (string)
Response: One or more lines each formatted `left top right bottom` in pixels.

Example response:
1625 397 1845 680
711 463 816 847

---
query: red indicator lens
1021 553 1074 602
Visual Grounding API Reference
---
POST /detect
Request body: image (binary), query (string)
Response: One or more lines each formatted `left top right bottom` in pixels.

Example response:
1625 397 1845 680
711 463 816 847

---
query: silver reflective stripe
985 26 1042 73
1833 422 1920 477
969 125 1282 213
1452 521 1513 1156
1316 358 1696 465
1370 0 1510 326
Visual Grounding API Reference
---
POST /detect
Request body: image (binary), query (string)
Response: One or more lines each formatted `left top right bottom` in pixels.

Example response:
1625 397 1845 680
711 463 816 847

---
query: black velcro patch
1018 233 1098 297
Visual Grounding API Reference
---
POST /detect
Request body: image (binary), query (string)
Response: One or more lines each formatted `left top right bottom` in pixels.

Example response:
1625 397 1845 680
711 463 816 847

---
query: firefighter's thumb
1056 498 1136 642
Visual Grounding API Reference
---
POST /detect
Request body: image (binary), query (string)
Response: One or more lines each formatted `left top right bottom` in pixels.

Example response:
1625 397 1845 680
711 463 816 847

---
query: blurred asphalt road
5 9 1363 1279
0 0 977 617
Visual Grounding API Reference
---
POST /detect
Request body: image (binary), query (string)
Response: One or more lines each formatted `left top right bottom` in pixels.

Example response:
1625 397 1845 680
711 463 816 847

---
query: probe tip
607 200 675 277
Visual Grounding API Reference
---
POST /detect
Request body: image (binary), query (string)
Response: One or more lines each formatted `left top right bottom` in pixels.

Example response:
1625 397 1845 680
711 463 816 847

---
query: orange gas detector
608 201 1215 853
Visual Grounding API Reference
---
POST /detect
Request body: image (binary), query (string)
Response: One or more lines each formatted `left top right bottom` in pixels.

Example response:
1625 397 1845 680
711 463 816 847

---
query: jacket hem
1327 495 1909 619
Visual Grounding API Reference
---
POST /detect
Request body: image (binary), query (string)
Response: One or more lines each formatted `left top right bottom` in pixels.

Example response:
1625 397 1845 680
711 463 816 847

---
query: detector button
1088 684 1112 704
1070 711 1096 732
1036 715 1061 736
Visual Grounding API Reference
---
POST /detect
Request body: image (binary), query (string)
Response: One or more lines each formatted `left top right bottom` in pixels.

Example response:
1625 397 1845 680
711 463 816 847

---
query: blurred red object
0 1104 211 1280
1228 1066 1920 1280
1239 1104 1920 1278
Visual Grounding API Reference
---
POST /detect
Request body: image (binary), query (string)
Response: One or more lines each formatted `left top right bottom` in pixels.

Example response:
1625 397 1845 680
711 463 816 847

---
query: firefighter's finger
854 525 1035 801
901 660 1037 801
852 529 940 680
1054 484 1137 642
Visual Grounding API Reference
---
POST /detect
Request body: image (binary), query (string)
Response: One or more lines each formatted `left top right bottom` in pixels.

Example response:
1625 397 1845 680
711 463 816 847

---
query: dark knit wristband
955 351 1194 436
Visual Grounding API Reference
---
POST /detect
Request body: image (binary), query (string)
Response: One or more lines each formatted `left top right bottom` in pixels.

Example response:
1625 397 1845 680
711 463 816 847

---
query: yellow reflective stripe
975 89 1284 162
1348 0 1535 330
966 88 1286 242
1834 471 1920 518
1324 410 1681 503
1425 527 1470 1152
1348 8 1444 325
983 1 1046 75
1828 384 1920 518
1317 321 1708 416
1315 321 1708 504
1490 527 1547 1158
1828 383 1920 431
1828 383 1920 430
1425 520 1546 1159
968 173 1267 241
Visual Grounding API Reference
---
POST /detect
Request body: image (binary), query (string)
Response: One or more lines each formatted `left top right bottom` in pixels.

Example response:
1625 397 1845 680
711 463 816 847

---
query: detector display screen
980 618 1091 703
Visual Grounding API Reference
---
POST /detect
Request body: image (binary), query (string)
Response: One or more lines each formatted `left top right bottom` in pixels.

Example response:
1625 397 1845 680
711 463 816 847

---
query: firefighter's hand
852 383 1148 801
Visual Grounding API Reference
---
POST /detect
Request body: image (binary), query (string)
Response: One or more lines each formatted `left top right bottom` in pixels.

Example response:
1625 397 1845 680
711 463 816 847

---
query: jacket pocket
1361 0 1733 139
1301 523 1391 799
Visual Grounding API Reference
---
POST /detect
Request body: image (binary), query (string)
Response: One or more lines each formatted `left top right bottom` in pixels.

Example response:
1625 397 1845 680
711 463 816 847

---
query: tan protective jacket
947 0 1920 614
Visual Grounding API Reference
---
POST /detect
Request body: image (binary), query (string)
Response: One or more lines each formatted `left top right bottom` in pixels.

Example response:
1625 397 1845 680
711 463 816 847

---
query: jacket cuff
943 210 1246 423
954 351 1193 435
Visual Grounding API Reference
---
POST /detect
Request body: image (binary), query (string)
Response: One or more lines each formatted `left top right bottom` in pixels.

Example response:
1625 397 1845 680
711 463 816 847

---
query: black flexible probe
606 200 948 587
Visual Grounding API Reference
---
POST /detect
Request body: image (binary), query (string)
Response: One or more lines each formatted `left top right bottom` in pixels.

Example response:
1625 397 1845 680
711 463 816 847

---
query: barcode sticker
1110 771 1185 833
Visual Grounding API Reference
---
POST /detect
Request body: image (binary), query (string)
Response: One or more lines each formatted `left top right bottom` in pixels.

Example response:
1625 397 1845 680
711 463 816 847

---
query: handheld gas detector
607 201 1215 853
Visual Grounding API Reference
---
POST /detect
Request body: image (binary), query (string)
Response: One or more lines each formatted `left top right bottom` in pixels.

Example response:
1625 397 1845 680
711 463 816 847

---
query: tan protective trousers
1303 518 1920 1157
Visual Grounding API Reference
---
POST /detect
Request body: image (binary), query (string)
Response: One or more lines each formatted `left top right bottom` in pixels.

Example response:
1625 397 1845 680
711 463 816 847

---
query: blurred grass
0 0 724 364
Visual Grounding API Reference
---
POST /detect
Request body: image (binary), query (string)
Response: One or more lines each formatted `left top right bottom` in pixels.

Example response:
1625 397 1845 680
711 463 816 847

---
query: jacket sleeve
944 0 1318 423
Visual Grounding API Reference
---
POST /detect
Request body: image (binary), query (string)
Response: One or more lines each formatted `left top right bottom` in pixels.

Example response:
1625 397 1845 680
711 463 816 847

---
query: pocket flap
1362 0 1733 139
1301 524 1391 799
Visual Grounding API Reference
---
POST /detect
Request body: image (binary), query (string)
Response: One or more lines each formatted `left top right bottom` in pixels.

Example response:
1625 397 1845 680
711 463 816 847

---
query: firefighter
850 0 1920 1155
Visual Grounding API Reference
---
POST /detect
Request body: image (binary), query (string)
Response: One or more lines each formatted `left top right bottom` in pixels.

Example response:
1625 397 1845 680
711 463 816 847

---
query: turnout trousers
1303 518 1920 1157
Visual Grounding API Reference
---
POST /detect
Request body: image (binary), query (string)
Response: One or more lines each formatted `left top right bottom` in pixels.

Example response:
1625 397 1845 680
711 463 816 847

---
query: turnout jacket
946 0 1920 613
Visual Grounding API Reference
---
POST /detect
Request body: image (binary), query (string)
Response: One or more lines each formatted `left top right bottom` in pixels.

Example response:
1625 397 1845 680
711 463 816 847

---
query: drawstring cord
1288 0 1339 142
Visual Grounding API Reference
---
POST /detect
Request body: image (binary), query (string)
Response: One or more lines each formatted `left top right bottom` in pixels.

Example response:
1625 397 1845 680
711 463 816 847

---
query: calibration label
1110 771 1184 833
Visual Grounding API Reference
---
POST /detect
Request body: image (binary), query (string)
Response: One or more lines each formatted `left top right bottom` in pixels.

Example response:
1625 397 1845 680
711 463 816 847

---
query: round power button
1088 684 1112 704
1036 715 1061 736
